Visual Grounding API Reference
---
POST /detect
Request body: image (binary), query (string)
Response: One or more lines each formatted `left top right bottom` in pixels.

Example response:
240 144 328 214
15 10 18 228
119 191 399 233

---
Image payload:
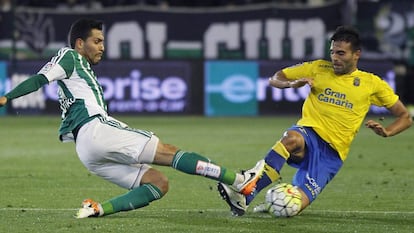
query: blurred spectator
0 0 11 11
56 0 103 11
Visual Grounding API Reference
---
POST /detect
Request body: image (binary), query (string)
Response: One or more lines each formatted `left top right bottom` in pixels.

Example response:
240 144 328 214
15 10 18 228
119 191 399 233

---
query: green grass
0 115 413 233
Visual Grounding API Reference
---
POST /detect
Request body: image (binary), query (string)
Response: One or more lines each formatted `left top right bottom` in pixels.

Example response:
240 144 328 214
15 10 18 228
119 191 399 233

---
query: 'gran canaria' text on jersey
317 88 353 109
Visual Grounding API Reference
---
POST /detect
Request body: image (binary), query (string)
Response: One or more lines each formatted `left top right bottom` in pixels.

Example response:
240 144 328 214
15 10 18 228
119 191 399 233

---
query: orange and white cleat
237 159 265 195
75 198 103 218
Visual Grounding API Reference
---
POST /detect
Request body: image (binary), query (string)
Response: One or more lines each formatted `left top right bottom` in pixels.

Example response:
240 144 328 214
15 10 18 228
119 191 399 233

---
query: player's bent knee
153 174 169 195
281 131 305 151
142 169 169 194
281 130 305 161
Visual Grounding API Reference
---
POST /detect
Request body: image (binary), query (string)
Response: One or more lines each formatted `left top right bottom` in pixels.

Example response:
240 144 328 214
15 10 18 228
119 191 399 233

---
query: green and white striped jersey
38 47 107 142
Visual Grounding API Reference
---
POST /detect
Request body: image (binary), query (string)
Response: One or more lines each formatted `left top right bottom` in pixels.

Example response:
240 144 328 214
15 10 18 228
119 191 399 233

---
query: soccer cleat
75 199 102 218
237 159 265 195
217 182 247 216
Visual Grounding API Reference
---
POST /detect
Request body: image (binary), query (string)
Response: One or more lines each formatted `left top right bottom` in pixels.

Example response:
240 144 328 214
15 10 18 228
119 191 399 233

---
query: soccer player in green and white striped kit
0 18 246 218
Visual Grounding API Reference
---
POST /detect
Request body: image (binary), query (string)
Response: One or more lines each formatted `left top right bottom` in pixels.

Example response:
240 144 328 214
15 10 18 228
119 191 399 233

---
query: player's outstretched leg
171 150 244 187
240 140 290 205
75 183 163 218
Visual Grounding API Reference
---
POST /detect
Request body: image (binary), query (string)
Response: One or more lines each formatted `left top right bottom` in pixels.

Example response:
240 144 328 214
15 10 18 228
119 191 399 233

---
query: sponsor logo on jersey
317 88 353 109
39 62 54 74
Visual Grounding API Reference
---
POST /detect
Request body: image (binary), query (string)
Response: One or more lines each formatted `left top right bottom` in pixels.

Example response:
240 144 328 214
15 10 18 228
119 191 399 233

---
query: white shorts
75 116 159 189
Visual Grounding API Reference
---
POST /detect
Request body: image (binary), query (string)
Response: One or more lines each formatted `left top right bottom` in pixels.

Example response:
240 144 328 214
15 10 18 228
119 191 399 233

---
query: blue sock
246 150 286 205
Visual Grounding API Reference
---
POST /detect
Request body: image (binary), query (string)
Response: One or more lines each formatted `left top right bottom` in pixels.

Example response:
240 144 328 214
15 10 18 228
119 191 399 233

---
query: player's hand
0 96 7 107
365 119 388 137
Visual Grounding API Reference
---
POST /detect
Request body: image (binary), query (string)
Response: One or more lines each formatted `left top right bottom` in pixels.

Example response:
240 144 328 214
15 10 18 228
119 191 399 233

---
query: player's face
77 29 105 65
329 40 360 75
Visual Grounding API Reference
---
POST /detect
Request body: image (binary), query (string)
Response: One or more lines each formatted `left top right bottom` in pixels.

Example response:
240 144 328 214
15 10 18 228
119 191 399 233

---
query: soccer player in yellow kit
218 26 412 217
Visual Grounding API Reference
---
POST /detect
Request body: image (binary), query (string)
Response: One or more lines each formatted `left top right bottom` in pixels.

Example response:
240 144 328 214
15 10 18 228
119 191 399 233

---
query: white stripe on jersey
76 53 105 108
59 73 107 117
52 47 71 64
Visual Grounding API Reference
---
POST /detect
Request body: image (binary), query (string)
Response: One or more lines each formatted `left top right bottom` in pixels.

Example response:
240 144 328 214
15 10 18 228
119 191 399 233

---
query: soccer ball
265 183 302 217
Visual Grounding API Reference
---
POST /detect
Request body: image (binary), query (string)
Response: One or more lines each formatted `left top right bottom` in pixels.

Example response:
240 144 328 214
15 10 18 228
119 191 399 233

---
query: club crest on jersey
353 77 360 86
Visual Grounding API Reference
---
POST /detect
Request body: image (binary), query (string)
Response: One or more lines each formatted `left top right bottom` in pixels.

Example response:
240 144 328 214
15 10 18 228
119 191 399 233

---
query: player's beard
83 44 103 65
90 54 102 65
333 61 355 75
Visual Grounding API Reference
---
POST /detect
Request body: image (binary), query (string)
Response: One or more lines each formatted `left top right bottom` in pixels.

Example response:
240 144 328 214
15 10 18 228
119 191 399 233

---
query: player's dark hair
68 18 103 49
330 26 361 52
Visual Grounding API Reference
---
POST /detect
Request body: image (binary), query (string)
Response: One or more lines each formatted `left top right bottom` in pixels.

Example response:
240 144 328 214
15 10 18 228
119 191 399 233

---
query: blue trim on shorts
287 126 343 203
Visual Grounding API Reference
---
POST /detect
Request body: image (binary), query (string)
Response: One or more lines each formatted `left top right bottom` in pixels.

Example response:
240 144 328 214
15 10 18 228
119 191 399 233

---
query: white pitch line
307 209 414 215
0 208 77 211
1 208 414 215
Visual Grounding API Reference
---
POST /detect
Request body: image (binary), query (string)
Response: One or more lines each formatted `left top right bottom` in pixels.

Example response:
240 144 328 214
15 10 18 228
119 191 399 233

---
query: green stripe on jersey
75 54 106 111
57 80 74 99
52 47 74 77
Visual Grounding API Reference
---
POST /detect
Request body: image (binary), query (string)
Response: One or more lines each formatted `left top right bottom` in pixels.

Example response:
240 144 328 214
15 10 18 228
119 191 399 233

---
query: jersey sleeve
38 48 74 82
281 60 319 80
370 76 399 108
5 74 49 100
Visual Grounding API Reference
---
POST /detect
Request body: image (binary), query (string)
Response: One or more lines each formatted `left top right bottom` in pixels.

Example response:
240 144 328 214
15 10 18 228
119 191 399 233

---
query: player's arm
268 70 313 89
365 100 412 137
0 74 49 107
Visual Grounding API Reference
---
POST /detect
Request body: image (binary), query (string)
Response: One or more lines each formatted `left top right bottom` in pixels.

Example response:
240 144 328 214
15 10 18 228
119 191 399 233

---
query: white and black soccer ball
265 183 302 217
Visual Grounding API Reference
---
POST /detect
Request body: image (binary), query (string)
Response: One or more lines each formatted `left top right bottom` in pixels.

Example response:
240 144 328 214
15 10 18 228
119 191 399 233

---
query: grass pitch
0 115 413 233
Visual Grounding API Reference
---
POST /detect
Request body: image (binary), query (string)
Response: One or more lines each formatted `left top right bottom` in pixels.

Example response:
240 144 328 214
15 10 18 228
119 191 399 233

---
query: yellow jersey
282 60 398 161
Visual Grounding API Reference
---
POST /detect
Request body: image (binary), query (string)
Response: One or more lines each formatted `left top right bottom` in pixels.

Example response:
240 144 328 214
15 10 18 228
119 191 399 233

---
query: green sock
172 150 236 185
100 184 163 216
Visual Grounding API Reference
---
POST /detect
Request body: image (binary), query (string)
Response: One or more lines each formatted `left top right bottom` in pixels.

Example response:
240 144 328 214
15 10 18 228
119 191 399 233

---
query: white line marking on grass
307 209 414 215
0 208 77 211
1 208 414 215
